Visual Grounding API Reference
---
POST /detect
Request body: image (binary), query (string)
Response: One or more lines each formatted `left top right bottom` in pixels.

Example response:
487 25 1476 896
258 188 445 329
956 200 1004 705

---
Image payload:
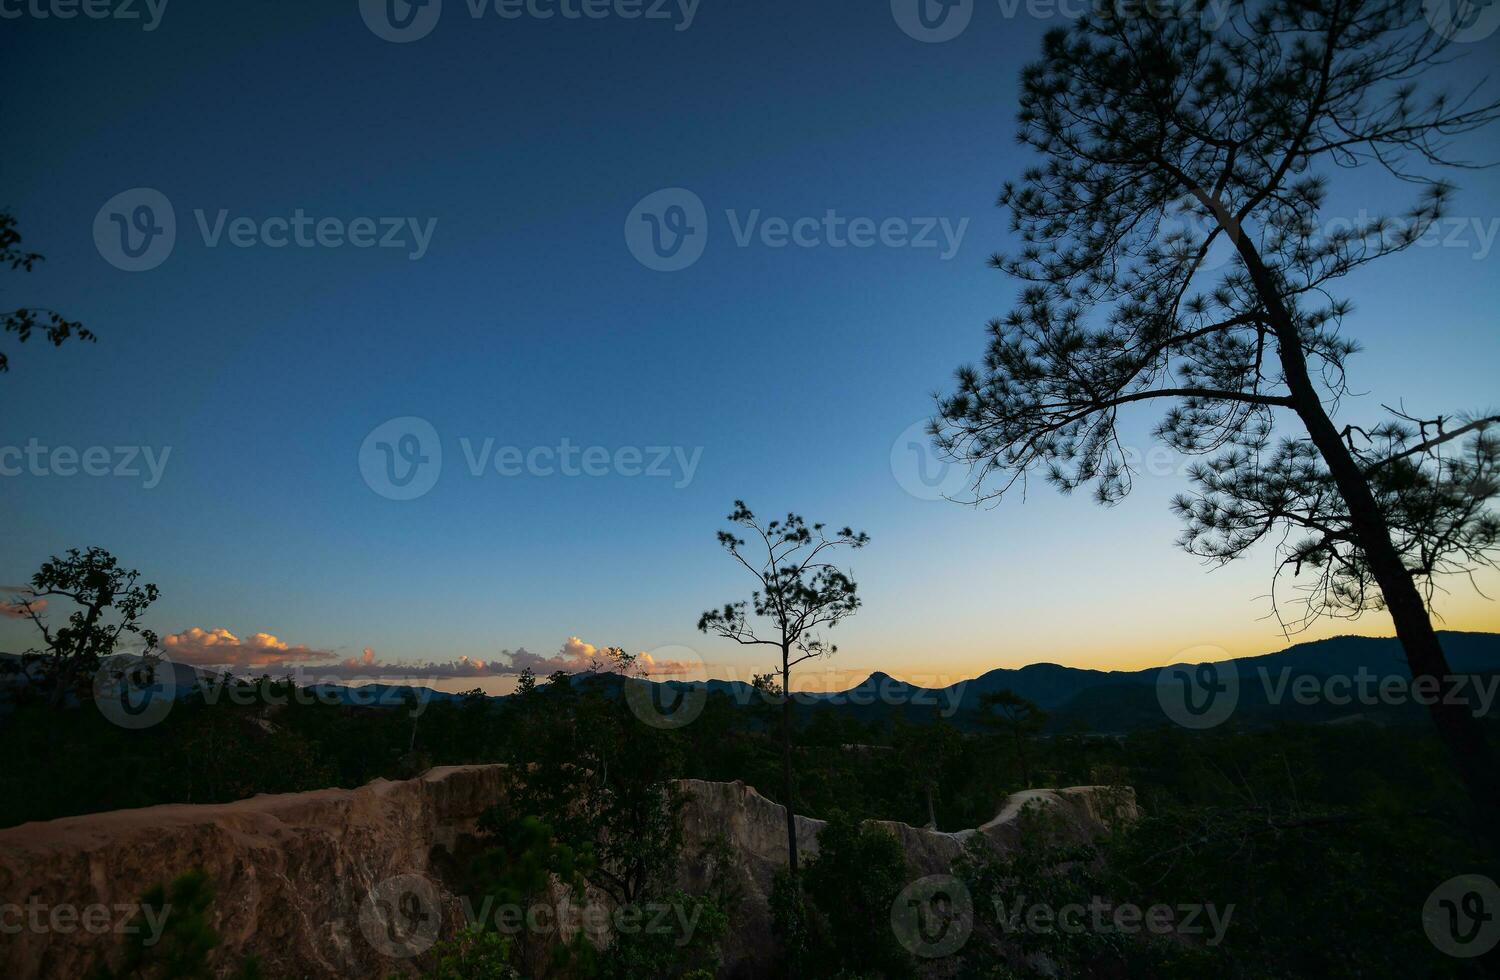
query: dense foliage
10 669 1494 977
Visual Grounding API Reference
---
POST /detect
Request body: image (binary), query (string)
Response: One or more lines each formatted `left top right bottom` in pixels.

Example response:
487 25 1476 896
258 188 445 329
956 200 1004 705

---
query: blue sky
4 1 1499 693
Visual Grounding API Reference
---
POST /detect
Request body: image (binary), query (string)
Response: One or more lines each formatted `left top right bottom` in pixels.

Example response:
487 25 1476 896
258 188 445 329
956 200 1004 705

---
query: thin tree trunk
780 650 799 878
1237 241 1500 854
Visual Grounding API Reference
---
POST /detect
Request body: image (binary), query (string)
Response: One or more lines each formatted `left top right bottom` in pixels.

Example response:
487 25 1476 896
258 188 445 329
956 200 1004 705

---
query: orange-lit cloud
0 599 44 619
320 647 498 680
151 631 700 683
504 637 696 677
342 647 378 669
635 652 694 676
0 586 44 620
312 637 699 681
161 627 334 668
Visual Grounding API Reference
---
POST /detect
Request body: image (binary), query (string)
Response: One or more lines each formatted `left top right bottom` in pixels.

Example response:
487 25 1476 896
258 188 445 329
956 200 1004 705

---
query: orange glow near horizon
405 602 1499 699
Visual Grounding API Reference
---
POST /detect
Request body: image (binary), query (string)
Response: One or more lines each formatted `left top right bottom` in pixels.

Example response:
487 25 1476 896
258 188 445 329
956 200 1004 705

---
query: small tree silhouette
979 690 1048 790
698 501 868 878
9 547 159 708
932 0 1500 848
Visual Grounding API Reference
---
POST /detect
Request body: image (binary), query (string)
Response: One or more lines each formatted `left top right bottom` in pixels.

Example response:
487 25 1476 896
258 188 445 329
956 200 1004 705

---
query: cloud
152 632 699 683
505 636 615 675
301 638 608 680
343 647 377 669
0 599 43 619
501 637 697 677
635 650 696 677
0 586 43 619
314 638 699 682
314 648 499 680
161 628 335 669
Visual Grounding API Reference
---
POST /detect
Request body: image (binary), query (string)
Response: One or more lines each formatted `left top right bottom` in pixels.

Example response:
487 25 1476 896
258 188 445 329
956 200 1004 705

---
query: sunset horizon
6 2 1500 976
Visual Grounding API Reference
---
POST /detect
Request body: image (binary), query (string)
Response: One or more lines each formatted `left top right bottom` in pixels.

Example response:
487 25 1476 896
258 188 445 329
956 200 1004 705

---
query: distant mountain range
643 630 1500 732
5 631 1499 732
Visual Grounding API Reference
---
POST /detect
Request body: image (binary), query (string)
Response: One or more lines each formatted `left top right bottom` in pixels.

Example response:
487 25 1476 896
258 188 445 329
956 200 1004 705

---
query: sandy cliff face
674 779 1139 977
0 767 1135 979
0 766 507 980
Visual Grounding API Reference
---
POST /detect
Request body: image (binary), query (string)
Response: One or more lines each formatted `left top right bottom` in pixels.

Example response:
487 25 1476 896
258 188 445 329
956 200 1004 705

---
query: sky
3 0 1499 695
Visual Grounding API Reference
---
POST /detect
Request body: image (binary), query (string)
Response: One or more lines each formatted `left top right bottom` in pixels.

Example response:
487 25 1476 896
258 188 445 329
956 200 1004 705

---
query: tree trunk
1237 241 1500 855
780 651 799 878
49 655 79 710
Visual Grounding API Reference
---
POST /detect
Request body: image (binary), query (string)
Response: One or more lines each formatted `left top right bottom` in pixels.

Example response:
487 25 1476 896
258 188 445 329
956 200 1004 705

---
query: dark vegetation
4 550 1497 975
6 658 1496 976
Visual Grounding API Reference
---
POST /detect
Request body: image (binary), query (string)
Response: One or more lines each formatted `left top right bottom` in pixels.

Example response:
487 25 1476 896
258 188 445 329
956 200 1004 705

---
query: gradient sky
4 1 1499 694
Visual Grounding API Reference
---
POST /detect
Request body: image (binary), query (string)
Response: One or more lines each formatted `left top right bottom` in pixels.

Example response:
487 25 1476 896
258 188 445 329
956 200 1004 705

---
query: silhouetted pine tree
933 0 1500 850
